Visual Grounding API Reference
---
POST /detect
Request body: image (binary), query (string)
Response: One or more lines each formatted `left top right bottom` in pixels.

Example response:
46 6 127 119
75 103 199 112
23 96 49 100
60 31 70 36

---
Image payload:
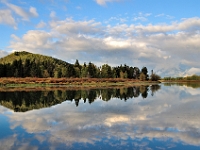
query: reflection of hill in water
0 85 161 112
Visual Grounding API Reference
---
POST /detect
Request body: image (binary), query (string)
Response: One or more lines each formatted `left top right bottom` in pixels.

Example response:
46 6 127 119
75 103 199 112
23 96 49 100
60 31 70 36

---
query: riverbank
0 77 160 89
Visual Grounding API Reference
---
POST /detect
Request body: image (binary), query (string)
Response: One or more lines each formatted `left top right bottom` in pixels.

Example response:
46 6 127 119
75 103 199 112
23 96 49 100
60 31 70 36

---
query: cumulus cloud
9 17 200 76
10 30 53 54
184 68 200 76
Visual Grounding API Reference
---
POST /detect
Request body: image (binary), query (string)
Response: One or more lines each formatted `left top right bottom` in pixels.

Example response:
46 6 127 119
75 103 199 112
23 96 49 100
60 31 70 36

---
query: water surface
0 84 200 149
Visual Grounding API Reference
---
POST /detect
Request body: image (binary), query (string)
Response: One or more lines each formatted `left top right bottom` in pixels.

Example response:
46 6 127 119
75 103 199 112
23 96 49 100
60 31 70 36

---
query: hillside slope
0 51 73 78
0 51 69 66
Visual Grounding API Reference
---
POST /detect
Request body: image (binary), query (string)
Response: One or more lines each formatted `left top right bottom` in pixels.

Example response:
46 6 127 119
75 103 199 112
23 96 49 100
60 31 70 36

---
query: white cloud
6 3 28 20
36 20 46 28
8 17 200 76
10 30 53 54
29 7 38 17
107 16 128 24
4 2 38 21
184 68 200 76
0 9 17 29
133 12 151 22
0 1 38 29
155 13 174 19
50 11 56 18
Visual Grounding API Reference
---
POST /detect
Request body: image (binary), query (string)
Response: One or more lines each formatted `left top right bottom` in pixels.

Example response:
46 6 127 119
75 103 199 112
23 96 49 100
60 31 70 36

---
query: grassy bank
0 77 160 88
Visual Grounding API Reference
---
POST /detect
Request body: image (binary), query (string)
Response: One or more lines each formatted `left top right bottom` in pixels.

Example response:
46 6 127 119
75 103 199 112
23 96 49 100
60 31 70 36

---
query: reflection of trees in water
101 89 113 101
140 86 148 98
164 82 200 88
0 85 161 111
150 85 161 96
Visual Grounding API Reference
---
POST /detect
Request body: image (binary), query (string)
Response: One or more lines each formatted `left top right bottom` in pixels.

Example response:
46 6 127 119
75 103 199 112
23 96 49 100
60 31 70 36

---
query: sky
0 0 200 77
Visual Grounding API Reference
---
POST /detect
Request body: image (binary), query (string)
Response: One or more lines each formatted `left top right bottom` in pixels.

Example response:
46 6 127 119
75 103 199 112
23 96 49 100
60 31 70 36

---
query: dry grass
0 77 160 89
0 77 125 84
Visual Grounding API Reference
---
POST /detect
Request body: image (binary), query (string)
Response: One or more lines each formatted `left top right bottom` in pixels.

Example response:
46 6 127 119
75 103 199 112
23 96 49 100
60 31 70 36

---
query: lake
0 83 200 150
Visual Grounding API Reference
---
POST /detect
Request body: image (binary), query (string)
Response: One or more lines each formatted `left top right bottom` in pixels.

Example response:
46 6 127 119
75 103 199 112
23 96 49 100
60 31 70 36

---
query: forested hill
0 51 157 80
0 51 71 78
0 51 69 66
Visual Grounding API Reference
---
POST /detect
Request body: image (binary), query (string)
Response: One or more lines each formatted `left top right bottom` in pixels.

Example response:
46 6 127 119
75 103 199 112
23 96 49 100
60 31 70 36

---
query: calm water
0 83 200 150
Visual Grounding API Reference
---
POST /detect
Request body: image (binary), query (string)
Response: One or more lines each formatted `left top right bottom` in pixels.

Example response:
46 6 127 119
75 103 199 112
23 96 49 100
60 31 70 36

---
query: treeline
0 51 160 80
163 75 200 81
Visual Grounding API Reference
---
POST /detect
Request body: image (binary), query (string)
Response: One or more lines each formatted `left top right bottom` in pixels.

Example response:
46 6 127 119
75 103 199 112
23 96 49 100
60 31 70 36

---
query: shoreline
0 77 161 89
160 80 200 83
1 78 200 89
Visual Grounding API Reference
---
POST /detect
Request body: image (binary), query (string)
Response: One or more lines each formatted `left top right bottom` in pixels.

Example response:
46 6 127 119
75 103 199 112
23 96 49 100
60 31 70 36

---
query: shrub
139 73 146 81
150 73 161 81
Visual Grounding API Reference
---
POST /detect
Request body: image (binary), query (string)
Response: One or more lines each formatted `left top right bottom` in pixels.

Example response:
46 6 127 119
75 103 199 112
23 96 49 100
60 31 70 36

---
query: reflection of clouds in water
0 135 16 150
104 115 130 126
0 85 200 149
179 86 200 96
0 105 13 114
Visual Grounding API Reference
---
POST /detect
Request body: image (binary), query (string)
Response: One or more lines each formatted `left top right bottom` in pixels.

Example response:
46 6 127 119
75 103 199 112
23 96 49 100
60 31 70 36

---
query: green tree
66 65 75 77
0 64 5 77
101 64 112 78
81 63 88 78
141 67 149 80
74 67 80 77
133 67 140 79
87 62 97 78
150 73 161 81
61 67 67 77
139 73 146 81
24 59 31 77
54 67 62 78
30 61 41 77
74 59 81 69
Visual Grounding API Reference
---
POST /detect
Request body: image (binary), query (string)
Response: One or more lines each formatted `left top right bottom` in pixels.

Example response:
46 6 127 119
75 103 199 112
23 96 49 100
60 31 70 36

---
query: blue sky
0 0 200 77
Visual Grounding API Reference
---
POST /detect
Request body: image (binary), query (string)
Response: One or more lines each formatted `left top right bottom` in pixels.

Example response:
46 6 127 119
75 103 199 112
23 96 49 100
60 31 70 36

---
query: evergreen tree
74 59 81 69
66 65 75 77
81 64 88 78
54 68 62 78
141 67 149 80
101 64 112 78
133 67 140 79
61 67 67 77
24 59 31 77
87 62 97 78
0 64 5 77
